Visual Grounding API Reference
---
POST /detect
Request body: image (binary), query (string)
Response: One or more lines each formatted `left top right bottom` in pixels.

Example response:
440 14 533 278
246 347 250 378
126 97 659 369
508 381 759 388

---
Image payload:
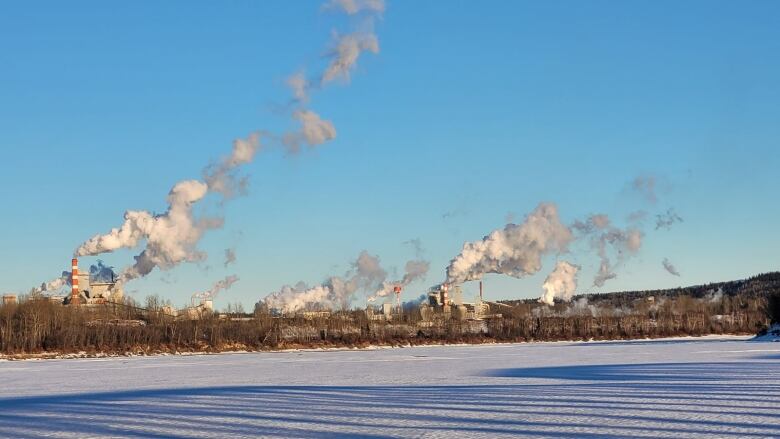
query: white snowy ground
0 336 778 438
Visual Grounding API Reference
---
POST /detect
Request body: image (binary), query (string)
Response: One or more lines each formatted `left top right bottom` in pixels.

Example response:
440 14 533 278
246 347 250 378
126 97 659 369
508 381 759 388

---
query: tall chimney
71 258 80 305
479 281 483 301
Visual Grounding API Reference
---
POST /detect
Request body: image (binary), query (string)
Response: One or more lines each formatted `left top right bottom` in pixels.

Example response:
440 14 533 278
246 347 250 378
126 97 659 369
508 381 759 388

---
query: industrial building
64 258 124 306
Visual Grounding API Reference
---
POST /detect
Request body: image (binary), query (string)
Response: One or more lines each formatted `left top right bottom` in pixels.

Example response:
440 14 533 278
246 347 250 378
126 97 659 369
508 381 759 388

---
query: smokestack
479 281 483 301
71 258 80 305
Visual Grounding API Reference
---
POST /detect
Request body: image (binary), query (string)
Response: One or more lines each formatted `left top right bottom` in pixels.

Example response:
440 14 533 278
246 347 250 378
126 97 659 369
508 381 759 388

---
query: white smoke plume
566 297 600 317
446 203 573 284
656 208 683 231
54 1 386 289
662 258 681 276
286 71 309 102
264 283 331 314
203 132 263 199
368 259 430 303
193 275 240 303
539 261 580 306
283 110 337 153
262 251 389 314
574 214 643 287
75 180 220 283
322 32 380 85
33 273 70 295
572 213 611 234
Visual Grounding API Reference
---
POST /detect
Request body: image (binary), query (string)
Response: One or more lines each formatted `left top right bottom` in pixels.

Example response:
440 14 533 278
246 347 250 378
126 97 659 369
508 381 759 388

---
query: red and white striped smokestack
71 258 80 303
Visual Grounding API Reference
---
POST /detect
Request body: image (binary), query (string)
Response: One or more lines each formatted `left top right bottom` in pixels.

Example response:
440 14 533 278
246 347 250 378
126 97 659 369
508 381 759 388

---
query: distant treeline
0 273 777 356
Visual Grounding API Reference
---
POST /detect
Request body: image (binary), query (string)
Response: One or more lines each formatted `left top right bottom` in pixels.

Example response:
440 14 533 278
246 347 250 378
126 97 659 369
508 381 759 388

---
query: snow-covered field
0 336 778 438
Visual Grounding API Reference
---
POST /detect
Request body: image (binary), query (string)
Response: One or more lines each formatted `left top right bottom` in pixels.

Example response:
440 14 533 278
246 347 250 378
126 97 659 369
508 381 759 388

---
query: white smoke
368 259 430 303
283 110 337 153
286 71 309 102
192 275 240 303
203 132 263 198
446 203 573 284
574 214 643 287
322 32 380 85
264 283 331 313
539 261 580 306
57 1 385 289
33 273 70 295
262 250 389 314
662 258 681 276
75 180 220 283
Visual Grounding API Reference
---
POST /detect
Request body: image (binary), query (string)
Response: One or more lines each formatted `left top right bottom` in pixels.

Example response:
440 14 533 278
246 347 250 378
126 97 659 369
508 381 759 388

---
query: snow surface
753 324 780 342
0 336 778 438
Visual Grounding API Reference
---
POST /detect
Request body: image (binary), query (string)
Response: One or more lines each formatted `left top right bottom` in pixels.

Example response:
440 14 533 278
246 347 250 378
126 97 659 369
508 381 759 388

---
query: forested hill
500 271 780 307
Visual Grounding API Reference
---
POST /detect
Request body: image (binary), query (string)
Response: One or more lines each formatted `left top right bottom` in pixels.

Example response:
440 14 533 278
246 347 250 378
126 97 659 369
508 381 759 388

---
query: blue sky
2 1 779 309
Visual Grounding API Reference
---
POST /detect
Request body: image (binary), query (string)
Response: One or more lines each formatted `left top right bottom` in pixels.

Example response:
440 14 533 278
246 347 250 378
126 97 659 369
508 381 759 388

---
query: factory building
65 258 124 306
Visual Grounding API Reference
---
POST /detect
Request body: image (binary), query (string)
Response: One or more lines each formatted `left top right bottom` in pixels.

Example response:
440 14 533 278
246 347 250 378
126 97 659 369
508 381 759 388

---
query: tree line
0 272 777 356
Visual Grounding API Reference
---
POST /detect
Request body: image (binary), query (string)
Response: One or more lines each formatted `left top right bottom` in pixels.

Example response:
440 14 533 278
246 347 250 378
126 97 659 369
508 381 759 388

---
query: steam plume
574 214 643 287
33 273 69 295
193 275 240 302
322 32 380 85
369 259 430 303
203 132 263 198
446 203 573 284
539 261 580 306
60 1 385 288
283 110 337 153
75 180 220 283
286 72 309 102
262 251 392 313
662 258 681 276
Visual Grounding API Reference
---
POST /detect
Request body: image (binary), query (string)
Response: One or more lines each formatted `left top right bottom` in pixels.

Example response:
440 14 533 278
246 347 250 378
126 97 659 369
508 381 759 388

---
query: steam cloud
262 250 427 313
48 1 385 291
322 33 380 85
574 213 643 287
369 259 430 303
662 258 681 276
74 180 220 283
539 261 580 306
445 203 573 284
193 275 240 302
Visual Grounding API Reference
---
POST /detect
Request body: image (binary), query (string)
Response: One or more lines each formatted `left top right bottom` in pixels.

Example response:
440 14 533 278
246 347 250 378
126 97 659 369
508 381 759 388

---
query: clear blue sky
2 1 779 309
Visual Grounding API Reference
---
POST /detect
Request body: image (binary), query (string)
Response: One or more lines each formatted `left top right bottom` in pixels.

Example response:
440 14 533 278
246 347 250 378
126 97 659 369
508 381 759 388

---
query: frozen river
0 336 778 438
